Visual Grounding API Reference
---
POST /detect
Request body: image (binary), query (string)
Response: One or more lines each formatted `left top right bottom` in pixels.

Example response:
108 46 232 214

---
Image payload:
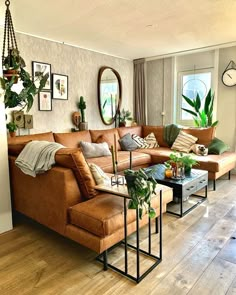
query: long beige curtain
134 58 146 125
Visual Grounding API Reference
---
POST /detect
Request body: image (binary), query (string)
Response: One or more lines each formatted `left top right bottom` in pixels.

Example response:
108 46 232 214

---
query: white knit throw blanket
15 141 64 177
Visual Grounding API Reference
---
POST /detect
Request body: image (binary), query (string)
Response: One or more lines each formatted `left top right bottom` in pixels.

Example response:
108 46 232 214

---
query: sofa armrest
9 156 82 235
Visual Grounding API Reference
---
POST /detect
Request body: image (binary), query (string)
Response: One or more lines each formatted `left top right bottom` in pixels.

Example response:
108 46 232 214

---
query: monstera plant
182 89 218 127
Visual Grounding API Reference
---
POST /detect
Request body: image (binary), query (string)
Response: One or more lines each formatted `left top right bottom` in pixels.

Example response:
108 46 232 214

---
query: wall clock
222 60 236 87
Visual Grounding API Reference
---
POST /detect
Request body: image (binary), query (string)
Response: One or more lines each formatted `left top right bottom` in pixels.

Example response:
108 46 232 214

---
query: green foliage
77 96 86 122
1 67 49 112
166 151 199 168
124 168 157 219
6 121 17 132
3 49 25 70
119 108 133 123
182 89 218 127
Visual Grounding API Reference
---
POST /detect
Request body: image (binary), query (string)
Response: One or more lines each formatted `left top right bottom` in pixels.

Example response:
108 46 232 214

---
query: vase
119 122 126 127
185 165 192 175
79 122 88 131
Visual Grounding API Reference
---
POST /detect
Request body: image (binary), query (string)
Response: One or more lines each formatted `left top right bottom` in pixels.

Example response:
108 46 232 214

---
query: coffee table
144 164 208 217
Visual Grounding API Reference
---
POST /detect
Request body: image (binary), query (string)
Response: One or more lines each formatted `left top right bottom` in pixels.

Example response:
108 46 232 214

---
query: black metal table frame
166 185 208 217
96 190 163 284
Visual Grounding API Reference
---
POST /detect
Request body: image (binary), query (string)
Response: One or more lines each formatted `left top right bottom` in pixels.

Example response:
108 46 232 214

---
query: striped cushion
132 134 149 148
171 131 198 153
144 132 159 148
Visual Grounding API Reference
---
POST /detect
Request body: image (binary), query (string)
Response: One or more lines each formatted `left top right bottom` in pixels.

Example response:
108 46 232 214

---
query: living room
1 1 236 294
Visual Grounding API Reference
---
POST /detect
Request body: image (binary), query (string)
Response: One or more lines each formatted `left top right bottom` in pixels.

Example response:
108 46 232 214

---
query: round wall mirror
98 66 122 125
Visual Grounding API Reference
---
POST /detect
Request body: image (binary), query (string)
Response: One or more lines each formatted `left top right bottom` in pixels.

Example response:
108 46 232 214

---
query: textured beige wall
9 33 133 133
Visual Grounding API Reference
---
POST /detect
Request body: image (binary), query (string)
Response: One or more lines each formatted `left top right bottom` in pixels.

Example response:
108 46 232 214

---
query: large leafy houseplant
182 89 218 127
0 67 49 112
124 168 157 219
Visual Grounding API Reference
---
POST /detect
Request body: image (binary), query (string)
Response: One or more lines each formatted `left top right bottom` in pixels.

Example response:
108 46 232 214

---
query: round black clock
222 60 236 87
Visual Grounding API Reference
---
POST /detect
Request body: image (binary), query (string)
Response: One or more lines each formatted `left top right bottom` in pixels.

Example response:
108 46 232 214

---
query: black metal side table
95 183 163 283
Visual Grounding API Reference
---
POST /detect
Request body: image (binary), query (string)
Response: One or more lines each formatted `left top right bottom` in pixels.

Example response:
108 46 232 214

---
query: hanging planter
0 0 49 112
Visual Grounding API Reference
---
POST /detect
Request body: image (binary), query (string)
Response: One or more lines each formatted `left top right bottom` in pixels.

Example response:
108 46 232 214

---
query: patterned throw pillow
132 134 149 148
171 131 198 153
144 132 159 148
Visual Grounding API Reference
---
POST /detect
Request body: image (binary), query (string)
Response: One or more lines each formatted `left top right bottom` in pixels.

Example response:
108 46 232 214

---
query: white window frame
176 68 214 126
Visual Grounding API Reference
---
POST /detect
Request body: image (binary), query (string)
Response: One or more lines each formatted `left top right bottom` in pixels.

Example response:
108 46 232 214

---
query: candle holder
111 173 124 186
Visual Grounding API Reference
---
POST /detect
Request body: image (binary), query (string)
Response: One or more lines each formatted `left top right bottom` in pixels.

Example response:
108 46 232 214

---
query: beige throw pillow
89 163 110 185
171 131 198 153
144 132 159 148
80 141 111 158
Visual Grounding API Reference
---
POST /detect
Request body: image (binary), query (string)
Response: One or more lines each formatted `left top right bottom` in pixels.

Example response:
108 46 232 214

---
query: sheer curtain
134 58 146 125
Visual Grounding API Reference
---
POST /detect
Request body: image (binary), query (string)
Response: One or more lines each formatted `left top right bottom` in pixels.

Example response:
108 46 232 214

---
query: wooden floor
1 176 236 295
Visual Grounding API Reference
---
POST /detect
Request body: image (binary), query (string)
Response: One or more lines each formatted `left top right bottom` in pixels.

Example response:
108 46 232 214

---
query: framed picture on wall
38 91 52 111
52 73 68 100
32 61 51 90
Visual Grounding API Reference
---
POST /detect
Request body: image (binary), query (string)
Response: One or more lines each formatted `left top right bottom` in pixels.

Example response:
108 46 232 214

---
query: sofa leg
103 250 108 271
213 180 216 191
229 171 231 180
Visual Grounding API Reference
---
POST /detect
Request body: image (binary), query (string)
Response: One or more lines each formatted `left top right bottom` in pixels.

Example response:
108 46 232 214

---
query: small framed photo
52 73 68 100
32 61 51 90
38 91 52 111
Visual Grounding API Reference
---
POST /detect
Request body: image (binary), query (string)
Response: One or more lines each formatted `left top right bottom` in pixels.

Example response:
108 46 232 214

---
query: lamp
2 0 25 82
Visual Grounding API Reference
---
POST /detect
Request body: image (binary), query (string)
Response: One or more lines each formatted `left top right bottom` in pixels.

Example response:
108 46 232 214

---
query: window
176 69 213 125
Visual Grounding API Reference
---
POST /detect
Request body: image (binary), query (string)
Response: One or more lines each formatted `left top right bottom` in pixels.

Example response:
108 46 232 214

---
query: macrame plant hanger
2 0 25 82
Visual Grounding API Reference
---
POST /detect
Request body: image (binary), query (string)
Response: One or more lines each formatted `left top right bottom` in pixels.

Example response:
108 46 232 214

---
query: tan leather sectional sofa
7 125 236 254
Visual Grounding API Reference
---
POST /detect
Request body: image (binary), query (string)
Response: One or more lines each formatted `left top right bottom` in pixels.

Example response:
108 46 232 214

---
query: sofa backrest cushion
142 126 168 147
8 141 31 156
118 126 143 138
54 131 92 148
8 131 55 144
183 127 215 146
55 148 98 200
90 128 121 150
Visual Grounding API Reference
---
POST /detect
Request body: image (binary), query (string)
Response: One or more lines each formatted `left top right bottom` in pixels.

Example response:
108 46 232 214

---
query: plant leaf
182 94 195 107
195 93 201 112
181 108 198 117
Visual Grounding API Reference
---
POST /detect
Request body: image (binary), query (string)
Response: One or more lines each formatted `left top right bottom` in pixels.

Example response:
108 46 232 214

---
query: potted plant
124 168 157 219
0 67 49 112
182 89 218 127
77 96 88 130
166 151 199 175
6 121 17 137
119 108 133 127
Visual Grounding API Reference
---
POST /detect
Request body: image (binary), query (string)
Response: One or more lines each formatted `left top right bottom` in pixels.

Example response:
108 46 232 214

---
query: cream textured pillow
80 141 111 158
89 163 110 185
144 132 159 148
171 131 198 153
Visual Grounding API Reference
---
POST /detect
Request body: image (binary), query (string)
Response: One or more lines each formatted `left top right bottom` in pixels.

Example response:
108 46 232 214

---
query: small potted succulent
119 108 133 127
6 121 17 137
124 168 157 219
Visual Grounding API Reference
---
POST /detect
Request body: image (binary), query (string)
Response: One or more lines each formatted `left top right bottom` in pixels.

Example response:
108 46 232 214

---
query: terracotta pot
119 122 126 127
3 69 19 83
9 131 16 137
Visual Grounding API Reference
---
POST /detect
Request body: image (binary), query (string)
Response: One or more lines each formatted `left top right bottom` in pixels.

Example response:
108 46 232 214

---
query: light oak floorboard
0 176 236 295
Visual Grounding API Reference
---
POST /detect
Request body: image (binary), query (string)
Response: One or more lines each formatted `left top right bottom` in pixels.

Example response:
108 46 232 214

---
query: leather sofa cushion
183 127 215 146
54 131 92 148
69 186 173 238
55 148 97 199
86 151 152 173
90 128 121 150
118 126 143 138
142 126 169 147
7 131 55 144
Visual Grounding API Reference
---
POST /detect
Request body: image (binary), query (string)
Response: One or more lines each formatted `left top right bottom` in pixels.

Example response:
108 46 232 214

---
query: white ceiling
0 0 236 60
